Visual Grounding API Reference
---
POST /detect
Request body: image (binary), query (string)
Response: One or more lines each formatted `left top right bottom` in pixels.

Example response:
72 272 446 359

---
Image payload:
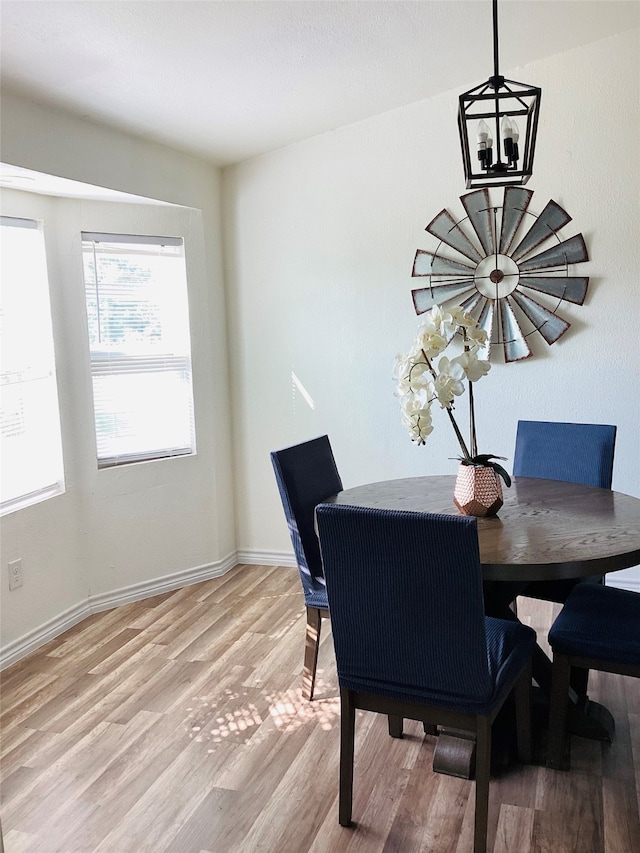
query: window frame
81 230 196 469
1 215 65 515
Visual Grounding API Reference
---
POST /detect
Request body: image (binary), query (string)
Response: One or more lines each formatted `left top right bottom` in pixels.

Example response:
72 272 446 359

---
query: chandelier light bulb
477 120 490 145
501 115 513 138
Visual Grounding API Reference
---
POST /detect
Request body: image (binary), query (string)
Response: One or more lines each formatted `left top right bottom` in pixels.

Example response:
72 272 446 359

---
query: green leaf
471 453 507 464
489 462 512 488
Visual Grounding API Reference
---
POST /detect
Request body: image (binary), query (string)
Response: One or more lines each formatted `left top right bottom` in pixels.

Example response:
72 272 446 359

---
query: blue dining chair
547 583 640 769
513 420 617 604
270 435 342 700
315 503 536 853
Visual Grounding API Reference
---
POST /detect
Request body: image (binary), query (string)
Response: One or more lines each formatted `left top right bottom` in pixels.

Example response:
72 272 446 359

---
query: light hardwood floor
1 565 639 852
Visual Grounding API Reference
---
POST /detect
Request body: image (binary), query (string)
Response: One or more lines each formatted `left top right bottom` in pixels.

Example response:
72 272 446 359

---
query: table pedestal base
430 692 615 780
432 730 476 779
567 698 615 742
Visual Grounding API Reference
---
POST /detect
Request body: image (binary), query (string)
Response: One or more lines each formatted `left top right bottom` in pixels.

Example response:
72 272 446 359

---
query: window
81 232 195 467
1 216 65 514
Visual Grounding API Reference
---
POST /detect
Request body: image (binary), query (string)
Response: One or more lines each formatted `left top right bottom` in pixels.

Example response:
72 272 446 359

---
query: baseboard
0 599 94 673
0 553 239 671
606 575 640 593
235 549 297 568
88 553 239 613
7 548 630 670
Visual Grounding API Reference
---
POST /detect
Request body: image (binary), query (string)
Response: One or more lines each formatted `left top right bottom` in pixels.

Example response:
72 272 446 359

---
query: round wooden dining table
327 475 640 776
330 475 640 581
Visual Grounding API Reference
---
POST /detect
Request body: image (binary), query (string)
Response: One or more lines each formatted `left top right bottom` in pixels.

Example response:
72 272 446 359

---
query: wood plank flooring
1 565 639 852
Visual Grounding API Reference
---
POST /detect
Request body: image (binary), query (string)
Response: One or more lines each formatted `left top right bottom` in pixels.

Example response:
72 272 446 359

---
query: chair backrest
271 435 343 600
513 420 616 489
315 503 493 704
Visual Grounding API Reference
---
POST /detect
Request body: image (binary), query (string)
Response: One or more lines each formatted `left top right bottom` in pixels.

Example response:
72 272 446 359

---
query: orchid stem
468 381 478 458
447 407 472 460
420 347 472 460
462 330 477 458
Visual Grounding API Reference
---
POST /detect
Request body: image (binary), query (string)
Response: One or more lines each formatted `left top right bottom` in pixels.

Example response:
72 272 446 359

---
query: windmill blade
499 299 531 362
511 291 571 345
511 200 572 262
519 276 589 305
412 250 476 277
425 209 482 263
412 281 476 314
499 187 533 254
459 291 484 315
518 234 589 272
460 189 495 257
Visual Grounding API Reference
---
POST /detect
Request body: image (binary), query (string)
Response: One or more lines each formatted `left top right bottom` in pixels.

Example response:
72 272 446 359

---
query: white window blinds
1 216 65 514
81 232 196 467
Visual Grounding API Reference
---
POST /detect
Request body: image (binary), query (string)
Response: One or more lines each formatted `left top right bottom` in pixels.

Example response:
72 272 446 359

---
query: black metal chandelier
458 0 541 189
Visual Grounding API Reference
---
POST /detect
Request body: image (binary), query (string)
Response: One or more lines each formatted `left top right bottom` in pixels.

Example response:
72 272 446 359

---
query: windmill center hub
474 254 520 299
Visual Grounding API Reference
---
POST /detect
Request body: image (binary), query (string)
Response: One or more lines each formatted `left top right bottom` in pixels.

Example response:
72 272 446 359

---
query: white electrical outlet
8 559 23 591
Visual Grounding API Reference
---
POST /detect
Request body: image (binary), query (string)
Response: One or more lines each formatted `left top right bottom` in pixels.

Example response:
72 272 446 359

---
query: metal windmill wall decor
411 187 589 363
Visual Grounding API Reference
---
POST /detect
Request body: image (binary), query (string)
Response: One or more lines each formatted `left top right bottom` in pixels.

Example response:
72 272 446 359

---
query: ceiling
1 1 638 167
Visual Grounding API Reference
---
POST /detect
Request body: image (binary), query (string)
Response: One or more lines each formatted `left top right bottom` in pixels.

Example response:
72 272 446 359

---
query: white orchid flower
434 356 465 406
393 353 415 388
429 304 457 336
401 392 429 415
394 304 501 463
415 324 447 358
409 384 433 408
409 361 433 389
449 307 476 329
394 353 435 401
466 325 489 347
452 350 491 382
401 396 433 444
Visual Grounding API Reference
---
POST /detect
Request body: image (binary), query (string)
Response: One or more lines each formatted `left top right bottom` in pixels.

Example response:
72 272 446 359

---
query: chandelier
458 0 541 189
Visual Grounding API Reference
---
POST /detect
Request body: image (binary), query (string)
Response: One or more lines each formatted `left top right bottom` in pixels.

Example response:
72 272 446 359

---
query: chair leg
514 661 532 765
302 607 322 700
569 665 589 707
474 716 492 853
547 652 571 770
339 688 356 827
388 715 403 738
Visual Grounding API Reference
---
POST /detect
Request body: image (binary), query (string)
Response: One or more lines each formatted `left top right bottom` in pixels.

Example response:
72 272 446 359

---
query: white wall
0 96 235 658
1 26 638 662
223 30 640 587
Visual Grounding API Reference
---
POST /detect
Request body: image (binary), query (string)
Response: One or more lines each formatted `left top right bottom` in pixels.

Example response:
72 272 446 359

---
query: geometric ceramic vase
453 463 503 517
